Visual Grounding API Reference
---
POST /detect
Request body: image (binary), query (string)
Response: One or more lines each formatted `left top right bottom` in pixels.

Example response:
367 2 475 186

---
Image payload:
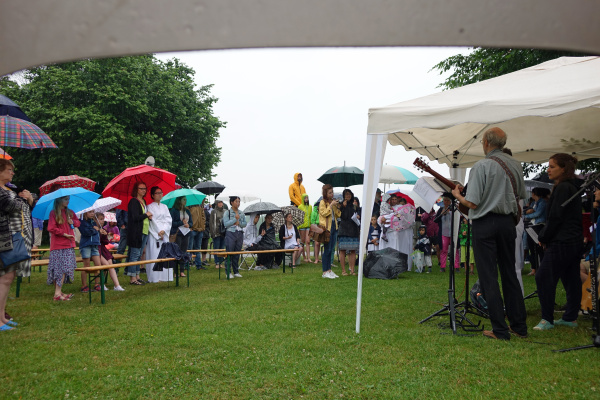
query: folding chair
240 247 257 270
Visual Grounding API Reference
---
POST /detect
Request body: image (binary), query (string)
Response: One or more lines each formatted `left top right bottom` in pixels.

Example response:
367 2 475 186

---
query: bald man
452 127 528 341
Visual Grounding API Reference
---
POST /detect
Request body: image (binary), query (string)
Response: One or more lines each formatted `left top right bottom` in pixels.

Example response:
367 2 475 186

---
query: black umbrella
318 164 364 188
193 181 225 195
243 201 281 215
363 247 408 279
0 94 30 121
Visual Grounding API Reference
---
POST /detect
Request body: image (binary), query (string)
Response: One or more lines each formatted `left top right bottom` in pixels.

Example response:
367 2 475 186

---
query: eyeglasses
138 187 147 191
154 191 163 195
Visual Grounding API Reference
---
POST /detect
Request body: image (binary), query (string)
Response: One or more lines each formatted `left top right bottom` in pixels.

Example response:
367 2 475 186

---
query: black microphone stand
555 172 600 352
419 196 482 333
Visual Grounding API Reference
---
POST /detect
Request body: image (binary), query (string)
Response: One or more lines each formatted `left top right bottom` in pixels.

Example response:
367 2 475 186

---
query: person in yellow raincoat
288 172 306 206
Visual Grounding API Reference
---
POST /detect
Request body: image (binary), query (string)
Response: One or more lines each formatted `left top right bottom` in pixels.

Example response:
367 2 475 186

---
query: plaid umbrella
39 175 96 196
272 206 305 232
0 115 57 149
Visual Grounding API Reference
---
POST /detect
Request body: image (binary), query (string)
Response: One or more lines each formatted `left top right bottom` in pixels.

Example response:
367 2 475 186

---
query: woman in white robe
145 186 173 283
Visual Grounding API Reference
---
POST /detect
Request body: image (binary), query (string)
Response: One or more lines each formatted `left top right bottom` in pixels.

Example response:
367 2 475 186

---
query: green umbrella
318 165 364 188
161 188 207 208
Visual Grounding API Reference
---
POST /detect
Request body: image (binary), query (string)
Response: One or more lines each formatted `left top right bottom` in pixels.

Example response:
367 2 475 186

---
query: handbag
0 211 31 266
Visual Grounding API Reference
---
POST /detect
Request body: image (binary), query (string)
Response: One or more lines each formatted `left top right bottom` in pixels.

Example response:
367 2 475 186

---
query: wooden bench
212 248 301 280
15 254 128 298
75 257 189 304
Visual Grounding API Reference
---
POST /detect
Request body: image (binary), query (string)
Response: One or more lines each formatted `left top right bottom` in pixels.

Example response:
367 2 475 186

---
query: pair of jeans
472 213 527 339
322 220 338 272
125 234 148 277
225 230 243 274
188 230 203 266
117 227 128 256
213 235 226 264
535 241 582 324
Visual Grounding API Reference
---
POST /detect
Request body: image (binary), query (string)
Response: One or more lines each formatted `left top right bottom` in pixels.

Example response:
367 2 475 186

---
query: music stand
419 195 483 333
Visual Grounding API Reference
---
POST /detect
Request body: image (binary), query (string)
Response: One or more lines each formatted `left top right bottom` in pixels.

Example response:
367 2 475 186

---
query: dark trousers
472 213 527 339
225 230 243 274
535 242 582 323
175 232 189 273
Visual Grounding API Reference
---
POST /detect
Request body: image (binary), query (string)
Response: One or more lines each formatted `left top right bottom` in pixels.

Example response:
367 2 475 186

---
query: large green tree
431 48 598 175
0 55 224 191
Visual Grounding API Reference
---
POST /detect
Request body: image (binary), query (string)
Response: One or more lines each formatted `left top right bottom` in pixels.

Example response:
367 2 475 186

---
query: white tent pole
356 133 388 333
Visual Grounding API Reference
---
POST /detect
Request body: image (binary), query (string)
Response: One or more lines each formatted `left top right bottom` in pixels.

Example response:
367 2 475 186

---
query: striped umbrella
379 165 419 184
39 175 97 196
0 115 57 149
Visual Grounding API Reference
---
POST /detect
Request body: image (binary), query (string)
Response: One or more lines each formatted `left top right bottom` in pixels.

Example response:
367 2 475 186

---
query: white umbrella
77 197 122 217
379 165 419 185
216 190 260 204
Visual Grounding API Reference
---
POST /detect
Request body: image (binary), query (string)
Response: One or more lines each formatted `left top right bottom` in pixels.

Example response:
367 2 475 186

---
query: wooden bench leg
16 276 21 298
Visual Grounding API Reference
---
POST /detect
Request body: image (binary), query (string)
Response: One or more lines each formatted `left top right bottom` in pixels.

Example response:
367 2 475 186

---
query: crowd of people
0 127 599 338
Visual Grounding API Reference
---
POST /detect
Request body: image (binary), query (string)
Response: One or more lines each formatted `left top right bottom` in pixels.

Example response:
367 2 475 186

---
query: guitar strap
489 156 520 216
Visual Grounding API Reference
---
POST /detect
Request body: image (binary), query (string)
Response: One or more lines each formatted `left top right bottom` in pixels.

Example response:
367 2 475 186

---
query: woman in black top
534 153 583 331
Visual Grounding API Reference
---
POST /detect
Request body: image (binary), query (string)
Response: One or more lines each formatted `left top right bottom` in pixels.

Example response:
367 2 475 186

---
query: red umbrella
39 175 96 196
386 190 415 206
102 165 177 210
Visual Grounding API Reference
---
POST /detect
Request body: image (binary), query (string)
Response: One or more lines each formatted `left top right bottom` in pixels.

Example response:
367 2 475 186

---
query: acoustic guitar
413 157 470 215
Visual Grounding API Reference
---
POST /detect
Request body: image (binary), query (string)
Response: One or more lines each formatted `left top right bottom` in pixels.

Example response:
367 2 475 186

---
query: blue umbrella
32 187 100 220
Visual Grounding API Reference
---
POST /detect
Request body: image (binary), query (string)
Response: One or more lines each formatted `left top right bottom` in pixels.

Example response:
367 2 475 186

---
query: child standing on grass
79 210 104 292
459 217 475 275
47 196 80 301
96 212 125 291
367 215 380 253
413 226 432 273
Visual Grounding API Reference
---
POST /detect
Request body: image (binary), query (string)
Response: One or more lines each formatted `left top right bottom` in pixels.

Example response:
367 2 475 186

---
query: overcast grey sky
157 47 469 208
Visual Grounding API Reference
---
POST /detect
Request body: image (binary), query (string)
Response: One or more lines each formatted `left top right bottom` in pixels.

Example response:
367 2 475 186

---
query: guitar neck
421 166 456 191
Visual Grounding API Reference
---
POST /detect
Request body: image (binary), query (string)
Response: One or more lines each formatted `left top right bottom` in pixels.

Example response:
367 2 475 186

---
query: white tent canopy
356 56 600 333
368 57 600 168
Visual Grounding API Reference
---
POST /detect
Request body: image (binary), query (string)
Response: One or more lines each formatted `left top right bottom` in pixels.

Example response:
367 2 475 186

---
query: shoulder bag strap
489 156 519 200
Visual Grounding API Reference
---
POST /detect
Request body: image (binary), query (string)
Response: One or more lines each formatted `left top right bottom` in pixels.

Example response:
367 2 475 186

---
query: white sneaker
329 270 339 278
104 285 110 291
234 273 242 278
228 273 235 279
325 270 336 279
113 286 125 291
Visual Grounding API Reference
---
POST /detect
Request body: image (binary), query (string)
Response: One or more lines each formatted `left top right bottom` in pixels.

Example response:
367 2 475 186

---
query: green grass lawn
3 259 598 399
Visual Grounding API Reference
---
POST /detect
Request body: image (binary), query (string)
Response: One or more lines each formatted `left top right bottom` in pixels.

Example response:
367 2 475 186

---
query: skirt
338 236 359 251
47 248 77 287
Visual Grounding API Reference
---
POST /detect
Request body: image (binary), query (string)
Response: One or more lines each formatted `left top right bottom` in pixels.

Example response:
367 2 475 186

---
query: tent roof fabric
367 56 600 167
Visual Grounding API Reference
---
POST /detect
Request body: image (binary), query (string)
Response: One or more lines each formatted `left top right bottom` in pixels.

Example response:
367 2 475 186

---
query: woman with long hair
126 181 153 285
319 184 341 279
47 194 79 301
169 196 192 278
534 153 583 331
279 212 302 267
338 189 360 275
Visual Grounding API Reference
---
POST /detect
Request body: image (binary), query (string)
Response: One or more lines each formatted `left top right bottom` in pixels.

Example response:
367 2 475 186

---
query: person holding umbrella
126 182 153 285
169 196 192 278
47 195 80 301
223 196 247 279
0 159 33 329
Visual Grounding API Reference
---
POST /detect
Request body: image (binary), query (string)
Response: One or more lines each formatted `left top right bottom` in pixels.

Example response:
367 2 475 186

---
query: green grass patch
3 261 598 399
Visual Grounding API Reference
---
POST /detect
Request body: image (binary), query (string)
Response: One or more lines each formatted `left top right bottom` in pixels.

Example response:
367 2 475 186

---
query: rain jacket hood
298 193 312 229
288 172 306 207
